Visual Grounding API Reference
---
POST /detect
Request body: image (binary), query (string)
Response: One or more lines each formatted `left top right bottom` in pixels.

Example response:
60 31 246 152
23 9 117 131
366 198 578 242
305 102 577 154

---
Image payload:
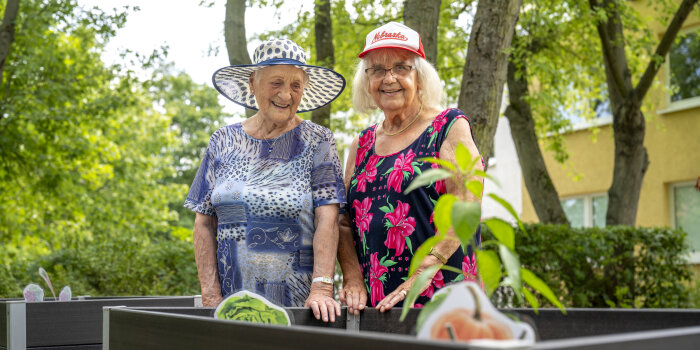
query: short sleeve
184 133 217 216
311 129 347 214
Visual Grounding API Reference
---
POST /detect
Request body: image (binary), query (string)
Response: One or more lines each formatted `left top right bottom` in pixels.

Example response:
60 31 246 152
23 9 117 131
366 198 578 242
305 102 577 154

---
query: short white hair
352 49 442 114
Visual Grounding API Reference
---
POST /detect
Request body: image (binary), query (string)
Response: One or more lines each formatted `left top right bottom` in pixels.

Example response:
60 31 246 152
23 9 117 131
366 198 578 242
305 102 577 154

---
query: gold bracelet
429 248 447 264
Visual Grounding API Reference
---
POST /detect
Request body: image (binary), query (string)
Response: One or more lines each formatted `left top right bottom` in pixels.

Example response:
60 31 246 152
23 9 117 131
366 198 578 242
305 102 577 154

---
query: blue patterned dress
185 121 346 306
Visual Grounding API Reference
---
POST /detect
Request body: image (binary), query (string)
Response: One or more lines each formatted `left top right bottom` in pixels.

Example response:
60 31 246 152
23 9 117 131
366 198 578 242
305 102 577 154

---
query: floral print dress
347 108 481 307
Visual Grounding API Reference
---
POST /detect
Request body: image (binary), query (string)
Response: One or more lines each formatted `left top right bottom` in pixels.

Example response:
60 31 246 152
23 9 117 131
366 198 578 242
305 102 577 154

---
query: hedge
484 224 695 308
1 234 200 298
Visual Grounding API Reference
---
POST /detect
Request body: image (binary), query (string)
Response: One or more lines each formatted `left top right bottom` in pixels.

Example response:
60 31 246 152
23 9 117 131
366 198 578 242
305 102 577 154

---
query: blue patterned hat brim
212 59 346 113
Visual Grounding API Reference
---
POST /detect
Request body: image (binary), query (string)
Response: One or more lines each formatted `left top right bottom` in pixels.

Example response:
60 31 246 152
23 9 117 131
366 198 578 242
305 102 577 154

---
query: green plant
400 143 564 320
0 230 199 299
486 224 694 308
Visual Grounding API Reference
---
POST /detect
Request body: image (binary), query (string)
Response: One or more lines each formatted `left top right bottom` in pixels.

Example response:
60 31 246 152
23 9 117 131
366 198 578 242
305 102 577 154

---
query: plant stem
466 283 482 321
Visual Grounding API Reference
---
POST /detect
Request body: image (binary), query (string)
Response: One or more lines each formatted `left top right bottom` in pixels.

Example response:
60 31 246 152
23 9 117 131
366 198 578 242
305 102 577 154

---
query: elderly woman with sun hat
184 38 346 322
336 22 483 315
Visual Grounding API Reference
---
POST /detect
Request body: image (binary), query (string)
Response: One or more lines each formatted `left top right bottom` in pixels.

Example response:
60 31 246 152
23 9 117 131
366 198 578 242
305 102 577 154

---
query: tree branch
635 0 699 100
0 0 21 94
589 0 626 98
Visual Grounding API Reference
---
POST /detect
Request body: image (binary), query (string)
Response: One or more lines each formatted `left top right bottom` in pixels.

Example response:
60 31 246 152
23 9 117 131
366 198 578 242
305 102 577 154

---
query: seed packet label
214 290 291 326
417 281 535 349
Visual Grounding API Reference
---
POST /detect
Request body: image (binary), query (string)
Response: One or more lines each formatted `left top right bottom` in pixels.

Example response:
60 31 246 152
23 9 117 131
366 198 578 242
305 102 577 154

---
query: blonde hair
352 49 442 114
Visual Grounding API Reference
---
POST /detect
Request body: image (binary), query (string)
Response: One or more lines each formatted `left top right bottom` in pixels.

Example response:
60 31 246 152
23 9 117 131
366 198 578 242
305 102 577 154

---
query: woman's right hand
339 278 367 315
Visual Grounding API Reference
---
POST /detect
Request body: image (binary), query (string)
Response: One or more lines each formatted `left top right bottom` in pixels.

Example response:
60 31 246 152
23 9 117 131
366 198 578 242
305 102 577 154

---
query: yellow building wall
521 109 700 227
521 4 700 226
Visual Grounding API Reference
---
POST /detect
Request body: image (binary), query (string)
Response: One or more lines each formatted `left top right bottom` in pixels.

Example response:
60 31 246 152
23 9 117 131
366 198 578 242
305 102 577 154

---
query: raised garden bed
1 296 200 350
104 306 700 350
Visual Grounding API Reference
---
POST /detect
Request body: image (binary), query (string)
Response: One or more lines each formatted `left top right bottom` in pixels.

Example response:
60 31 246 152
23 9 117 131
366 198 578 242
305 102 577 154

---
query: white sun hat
213 38 346 113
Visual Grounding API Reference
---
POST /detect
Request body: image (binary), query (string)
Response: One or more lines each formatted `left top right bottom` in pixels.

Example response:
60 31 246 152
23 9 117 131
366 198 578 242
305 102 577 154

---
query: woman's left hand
375 266 436 312
305 286 342 322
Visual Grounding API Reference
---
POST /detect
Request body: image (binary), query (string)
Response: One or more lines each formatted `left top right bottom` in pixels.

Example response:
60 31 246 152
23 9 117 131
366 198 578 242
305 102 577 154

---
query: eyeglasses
364 65 415 79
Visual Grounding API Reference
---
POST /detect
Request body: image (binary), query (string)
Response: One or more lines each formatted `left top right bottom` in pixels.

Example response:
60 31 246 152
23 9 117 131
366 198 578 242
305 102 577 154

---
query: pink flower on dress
420 270 445 298
356 129 375 164
352 198 373 242
384 200 416 256
429 212 439 235
370 252 388 306
431 162 447 194
387 150 416 193
355 155 380 192
462 252 478 281
429 114 448 138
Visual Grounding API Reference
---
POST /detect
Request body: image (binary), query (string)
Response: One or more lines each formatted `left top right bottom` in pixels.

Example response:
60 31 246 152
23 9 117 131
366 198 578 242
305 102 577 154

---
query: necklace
380 104 423 136
256 116 280 153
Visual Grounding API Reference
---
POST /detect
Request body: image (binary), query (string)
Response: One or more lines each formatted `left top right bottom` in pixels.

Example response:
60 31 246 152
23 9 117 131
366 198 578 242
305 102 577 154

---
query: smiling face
250 65 307 124
365 48 420 114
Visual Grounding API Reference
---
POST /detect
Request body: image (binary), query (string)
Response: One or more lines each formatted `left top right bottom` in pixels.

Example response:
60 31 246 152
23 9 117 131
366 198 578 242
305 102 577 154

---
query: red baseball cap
358 22 425 59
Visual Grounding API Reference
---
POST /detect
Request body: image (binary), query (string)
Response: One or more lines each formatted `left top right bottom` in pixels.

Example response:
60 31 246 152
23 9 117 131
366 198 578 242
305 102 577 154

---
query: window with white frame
560 193 608 228
668 27 700 105
670 181 700 263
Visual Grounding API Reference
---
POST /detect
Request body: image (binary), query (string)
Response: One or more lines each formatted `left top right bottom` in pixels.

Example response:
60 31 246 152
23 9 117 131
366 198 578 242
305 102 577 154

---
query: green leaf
472 170 501 186
440 264 463 275
378 206 391 214
469 153 483 171
382 259 397 267
476 250 501 296
405 236 414 255
455 142 472 171
465 180 484 199
420 157 456 171
409 235 442 276
400 264 441 321
451 201 481 249
404 168 452 194
484 218 515 251
416 293 447 331
487 193 526 234
523 287 539 313
521 268 565 313
499 244 522 302
434 194 457 236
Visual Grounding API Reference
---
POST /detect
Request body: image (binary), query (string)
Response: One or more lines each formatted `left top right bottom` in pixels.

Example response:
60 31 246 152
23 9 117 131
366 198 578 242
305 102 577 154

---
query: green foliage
483 224 695 308
1 235 198 297
400 144 563 321
147 65 227 229
0 0 223 297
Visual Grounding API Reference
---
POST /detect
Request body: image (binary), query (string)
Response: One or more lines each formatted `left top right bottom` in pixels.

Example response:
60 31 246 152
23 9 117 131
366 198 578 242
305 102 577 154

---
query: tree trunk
311 0 334 128
403 0 441 65
0 0 21 90
504 47 569 225
590 0 697 225
224 0 255 117
457 0 521 166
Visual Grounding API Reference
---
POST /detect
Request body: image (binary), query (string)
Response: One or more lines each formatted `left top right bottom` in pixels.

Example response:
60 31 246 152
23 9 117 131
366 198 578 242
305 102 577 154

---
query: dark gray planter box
1 296 200 350
104 306 700 350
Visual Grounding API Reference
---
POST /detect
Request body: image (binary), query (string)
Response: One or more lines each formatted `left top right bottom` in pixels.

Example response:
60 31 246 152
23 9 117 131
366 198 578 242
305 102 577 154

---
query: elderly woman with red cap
337 22 483 314
185 39 346 322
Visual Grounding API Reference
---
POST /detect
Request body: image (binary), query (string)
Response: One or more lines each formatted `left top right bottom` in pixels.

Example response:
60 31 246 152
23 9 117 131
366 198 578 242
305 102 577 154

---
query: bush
1 234 199 298
484 224 694 308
